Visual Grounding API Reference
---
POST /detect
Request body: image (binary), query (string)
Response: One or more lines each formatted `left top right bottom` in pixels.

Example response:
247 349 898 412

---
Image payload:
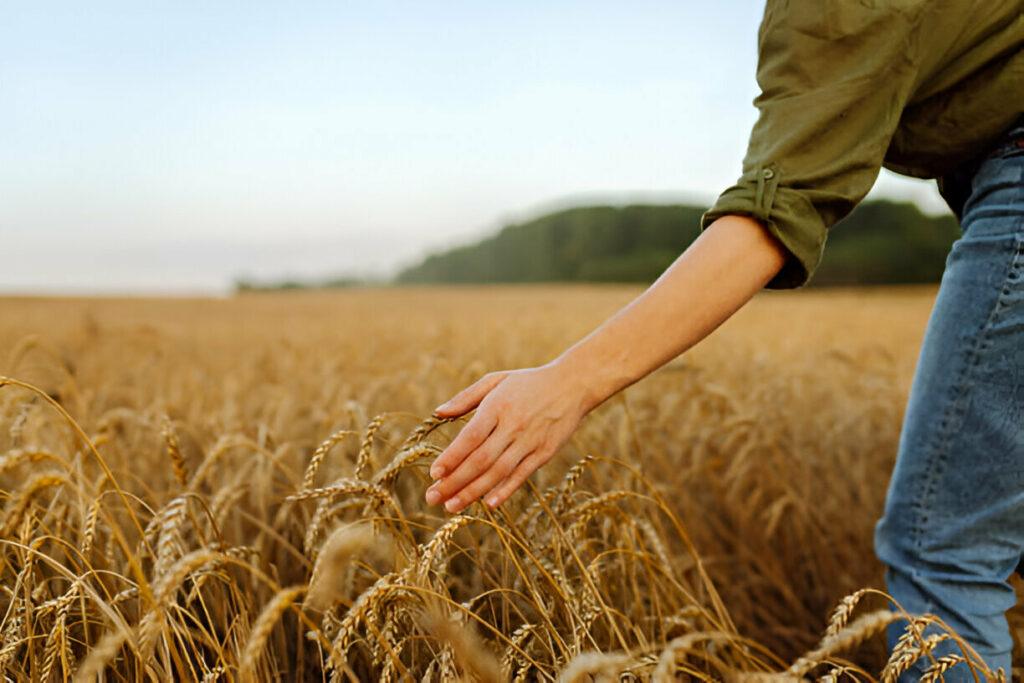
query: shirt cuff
701 166 827 289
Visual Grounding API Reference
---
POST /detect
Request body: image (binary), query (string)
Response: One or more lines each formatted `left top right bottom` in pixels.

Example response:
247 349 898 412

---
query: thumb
434 372 509 418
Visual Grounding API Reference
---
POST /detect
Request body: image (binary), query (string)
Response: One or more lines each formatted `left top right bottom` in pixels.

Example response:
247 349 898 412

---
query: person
423 1 1024 679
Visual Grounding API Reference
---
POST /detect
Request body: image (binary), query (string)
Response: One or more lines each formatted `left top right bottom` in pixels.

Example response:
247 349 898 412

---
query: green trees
396 200 958 287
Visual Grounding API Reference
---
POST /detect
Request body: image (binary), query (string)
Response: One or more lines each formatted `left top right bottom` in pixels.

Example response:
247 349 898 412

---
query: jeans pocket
987 236 1024 329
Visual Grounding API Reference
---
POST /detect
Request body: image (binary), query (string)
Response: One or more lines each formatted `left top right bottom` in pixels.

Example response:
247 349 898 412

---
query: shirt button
762 168 775 180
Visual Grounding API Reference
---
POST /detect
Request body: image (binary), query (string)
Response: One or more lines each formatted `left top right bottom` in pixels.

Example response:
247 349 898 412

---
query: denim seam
909 230 1024 551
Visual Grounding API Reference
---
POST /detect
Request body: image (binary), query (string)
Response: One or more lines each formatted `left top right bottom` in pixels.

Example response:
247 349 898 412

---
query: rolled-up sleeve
702 0 925 288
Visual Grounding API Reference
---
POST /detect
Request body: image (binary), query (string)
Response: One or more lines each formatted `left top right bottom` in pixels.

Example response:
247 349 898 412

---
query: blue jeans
874 127 1024 681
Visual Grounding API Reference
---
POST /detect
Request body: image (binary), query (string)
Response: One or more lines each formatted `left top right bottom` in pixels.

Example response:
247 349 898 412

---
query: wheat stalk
162 415 188 487
73 629 129 683
2 473 69 537
415 515 473 584
305 522 378 611
882 632 951 683
920 654 966 683
355 414 387 480
154 495 189 577
139 549 225 660
824 589 870 639
301 429 356 491
372 443 440 490
40 580 81 682
788 610 901 678
238 585 307 681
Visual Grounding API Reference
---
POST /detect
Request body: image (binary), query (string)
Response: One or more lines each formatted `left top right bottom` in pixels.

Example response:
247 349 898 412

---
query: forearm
427 214 788 511
552 214 788 411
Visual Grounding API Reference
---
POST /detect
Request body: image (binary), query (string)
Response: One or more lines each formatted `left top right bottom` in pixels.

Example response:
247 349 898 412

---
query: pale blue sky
2 1 947 293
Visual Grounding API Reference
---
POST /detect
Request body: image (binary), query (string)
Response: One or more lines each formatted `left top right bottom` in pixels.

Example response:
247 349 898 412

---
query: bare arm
426 214 788 512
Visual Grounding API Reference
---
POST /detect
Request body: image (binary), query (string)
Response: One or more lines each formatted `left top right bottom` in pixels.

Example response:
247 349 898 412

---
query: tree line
395 200 959 287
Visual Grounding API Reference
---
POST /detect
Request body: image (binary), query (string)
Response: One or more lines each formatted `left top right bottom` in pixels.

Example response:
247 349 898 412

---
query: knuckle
436 450 464 471
513 459 538 482
466 449 491 471
448 456 487 488
494 459 514 480
464 422 491 443
463 482 489 501
484 468 506 488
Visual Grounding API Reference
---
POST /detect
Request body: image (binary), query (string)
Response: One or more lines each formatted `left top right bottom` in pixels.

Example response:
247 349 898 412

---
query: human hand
425 363 591 513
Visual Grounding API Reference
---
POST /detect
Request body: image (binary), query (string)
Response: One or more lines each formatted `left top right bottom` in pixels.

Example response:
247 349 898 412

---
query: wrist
548 344 628 415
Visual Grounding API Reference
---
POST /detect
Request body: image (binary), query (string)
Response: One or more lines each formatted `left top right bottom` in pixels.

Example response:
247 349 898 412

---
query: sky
1 1 950 295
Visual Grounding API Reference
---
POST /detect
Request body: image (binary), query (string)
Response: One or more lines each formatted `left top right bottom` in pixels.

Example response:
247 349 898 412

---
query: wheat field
0 285 1016 681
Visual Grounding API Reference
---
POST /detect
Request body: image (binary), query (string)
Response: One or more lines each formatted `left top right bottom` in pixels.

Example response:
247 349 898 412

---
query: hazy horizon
2 1 951 295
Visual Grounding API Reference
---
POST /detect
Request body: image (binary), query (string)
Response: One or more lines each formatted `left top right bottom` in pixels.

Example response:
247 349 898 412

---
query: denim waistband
987 114 1024 160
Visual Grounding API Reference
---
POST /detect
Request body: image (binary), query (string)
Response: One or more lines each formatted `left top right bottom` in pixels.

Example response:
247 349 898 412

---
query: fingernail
430 465 445 479
444 497 461 512
425 489 441 505
434 402 450 413
486 496 499 508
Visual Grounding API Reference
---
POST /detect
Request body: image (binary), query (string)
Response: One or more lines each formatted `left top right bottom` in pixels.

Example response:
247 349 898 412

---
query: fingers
428 410 498 482
434 372 508 418
428 441 528 513
427 446 548 513
483 451 547 509
425 425 512 507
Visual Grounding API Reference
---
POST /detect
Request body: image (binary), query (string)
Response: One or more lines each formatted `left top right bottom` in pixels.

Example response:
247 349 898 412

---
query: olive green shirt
701 0 1024 288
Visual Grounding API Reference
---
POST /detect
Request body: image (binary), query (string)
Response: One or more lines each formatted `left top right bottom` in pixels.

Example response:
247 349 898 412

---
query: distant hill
395 200 960 287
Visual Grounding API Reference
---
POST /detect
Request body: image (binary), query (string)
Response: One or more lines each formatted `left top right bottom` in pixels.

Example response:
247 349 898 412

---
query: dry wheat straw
421 610 504 683
503 622 540 675
2 473 69 536
398 415 454 450
305 522 378 611
73 629 129 683
139 549 225 659
373 443 440 489
882 632 951 683
80 494 104 556
0 448 65 476
239 585 307 681
0 615 24 672
920 654 966 683
40 580 80 682
162 415 188 487
415 515 473 583
155 495 189 576
565 491 631 539
355 413 387 480
302 429 356 491
559 651 632 683
824 589 870 639
287 478 394 509
651 631 737 681
554 454 596 515
788 610 901 678
328 571 403 668
202 664 226 682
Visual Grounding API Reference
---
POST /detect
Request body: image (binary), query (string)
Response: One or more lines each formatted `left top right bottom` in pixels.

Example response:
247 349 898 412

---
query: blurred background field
4 285 1013 680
